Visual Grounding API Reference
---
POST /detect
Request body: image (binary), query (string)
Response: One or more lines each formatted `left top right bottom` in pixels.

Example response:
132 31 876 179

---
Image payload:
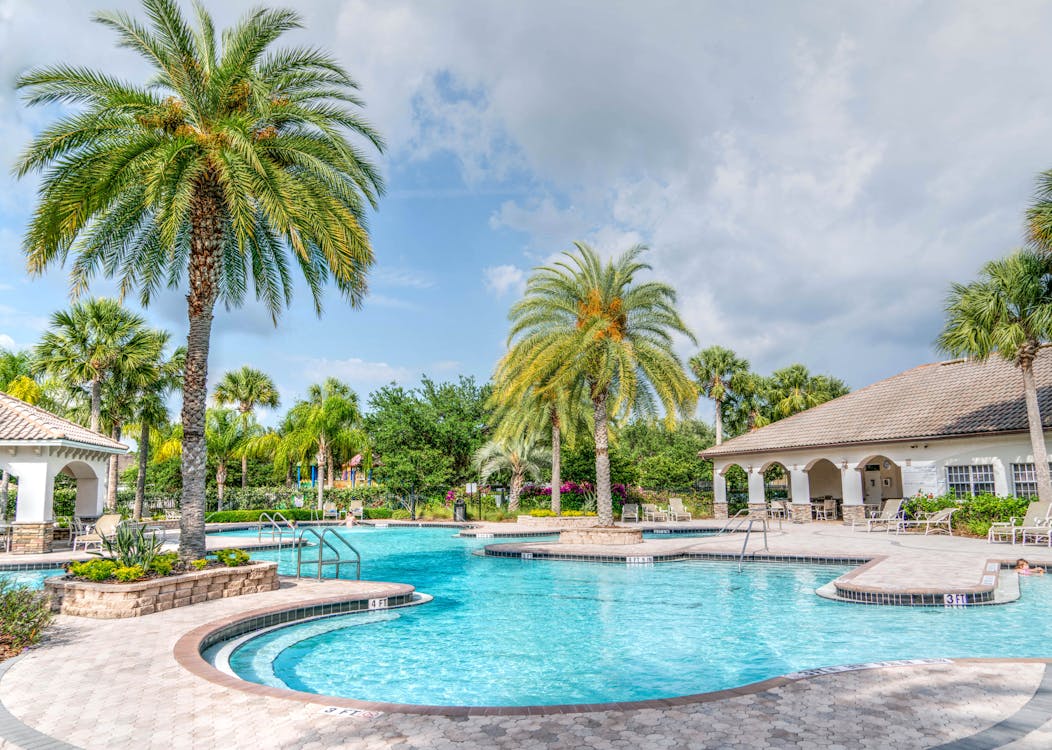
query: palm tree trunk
0 469 8 521
90 379 101 432
327 450 334 489
134 423 149 521
316 448 325 509
593 389 613 526
217 462 226 511
1021 359 1052 503
241 454 248 489
551 416 561 516
714 395 724 445
106 424 121 509
179 174 224 559
509 471 522 512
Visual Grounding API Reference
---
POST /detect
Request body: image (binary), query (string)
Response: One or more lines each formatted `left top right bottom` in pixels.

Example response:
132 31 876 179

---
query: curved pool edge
174 589 1050 717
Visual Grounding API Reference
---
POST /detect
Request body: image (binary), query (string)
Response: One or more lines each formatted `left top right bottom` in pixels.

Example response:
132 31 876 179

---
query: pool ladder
737 518 769 573
295 527 361 581
257 511 298 548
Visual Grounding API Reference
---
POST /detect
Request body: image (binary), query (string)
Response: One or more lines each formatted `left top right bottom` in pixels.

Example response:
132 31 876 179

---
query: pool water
217 527 1052 707
0 568 64 588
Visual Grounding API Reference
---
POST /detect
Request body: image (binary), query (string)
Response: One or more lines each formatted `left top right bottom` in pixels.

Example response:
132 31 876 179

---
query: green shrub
69 559 117 582
391 509 412 520
902 493 1033 536
149 552 179 577
205 508 321 523
113 565 145 582
214 548 251 567
0 579 53 655
96 523 163 570
363 508 393 519
190 559 209 571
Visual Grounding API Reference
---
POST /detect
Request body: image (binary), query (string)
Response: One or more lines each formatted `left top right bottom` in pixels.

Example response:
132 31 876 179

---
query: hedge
205 507 397 523
902 493 1033 537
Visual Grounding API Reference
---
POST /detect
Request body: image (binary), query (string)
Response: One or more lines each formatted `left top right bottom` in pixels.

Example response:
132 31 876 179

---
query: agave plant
93 523 164 570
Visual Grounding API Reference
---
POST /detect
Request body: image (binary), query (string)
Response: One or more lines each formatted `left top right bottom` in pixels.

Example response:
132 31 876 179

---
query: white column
10 461 55 523
747 469 766 505
713 471 727 505
789 468 810 505
841 465 864 505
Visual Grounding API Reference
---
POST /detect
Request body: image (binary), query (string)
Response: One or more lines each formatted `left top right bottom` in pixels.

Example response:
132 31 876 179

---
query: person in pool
1016 559 1045 575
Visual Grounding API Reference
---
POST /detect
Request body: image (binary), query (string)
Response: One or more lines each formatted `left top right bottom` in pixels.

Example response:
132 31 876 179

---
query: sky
2 0 1052 426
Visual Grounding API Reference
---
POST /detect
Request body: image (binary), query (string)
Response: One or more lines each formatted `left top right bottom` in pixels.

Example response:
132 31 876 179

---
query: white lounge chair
72 513 123 551
620 503 640 522
857 498 905 532
643 504 668 522
668 498 692 521
898 507 958 535
988 500 1052 544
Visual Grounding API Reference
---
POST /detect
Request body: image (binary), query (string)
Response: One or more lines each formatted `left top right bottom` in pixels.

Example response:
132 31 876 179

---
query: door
863 470 882 505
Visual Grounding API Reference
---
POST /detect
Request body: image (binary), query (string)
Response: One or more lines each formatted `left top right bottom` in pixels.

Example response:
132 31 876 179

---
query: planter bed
559 527 643 545
516 515 600 529
44 561 279 619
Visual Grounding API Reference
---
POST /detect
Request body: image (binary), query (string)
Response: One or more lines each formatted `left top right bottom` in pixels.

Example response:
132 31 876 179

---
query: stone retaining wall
559 527 643 545
515 515 600 529
45 562 279 619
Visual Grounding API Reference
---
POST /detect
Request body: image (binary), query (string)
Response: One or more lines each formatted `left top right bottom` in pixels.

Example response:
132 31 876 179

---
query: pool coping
172 589 1052 717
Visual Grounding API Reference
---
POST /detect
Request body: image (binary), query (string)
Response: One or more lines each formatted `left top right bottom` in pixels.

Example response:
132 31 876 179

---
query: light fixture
882 460 891 470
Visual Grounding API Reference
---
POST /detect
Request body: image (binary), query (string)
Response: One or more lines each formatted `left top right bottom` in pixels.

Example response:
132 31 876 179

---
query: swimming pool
0 568 64 588
212 527 1052 707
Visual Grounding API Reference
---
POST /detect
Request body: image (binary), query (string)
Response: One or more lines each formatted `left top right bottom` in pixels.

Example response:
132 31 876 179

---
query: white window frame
946 464 995 497
1010 463 1052 498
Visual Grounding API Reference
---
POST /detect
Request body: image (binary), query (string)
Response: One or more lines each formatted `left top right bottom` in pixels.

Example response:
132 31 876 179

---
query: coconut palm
214 366 280 488
503 243 697 525
16 1 385 557
689 345 749 446
489 381 589 516
277 378 362 508
474 435 550 512
34 299 157 432
938 250 1052 503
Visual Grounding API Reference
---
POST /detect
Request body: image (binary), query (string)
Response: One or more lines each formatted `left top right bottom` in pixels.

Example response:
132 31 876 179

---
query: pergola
0 391 127 554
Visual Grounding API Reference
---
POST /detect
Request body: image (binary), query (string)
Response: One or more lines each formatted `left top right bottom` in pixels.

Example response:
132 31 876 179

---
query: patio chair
1020 524 1052 547
857 498 905 532
322 501 342 520
813 497 835 521
898 507 958 535
620 503 640 522
72 513 123 551
643 503 668 522
988 500 1052 544
348 500 365 520
768 500 790 520
0 523 10 553
668 498 692 521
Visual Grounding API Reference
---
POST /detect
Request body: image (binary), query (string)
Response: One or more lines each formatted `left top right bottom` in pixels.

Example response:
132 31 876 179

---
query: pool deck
4 520 1052 748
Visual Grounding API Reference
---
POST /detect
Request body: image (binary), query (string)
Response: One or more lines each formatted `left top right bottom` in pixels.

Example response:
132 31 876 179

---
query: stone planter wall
515 515 600 529
559 527 643 545
45 561 279 619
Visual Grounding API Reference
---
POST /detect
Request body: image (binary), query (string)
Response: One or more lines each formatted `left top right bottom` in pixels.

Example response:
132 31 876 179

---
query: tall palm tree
206 408 257 510
938 250 1052 503
504 243 697 525
689 345 749 446
126 344 184 519
277 378 362 508
766 364 849 419
214 366 280 488
34 299 156 432
17 1 384 557
474 435 550 512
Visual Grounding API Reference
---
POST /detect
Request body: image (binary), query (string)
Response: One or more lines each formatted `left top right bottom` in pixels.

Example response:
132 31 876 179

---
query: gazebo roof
0 391 127 453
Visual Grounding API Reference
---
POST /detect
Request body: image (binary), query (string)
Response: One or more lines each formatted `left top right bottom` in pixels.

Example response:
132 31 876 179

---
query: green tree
214 366 280 488
689 345 749 446
766 364 849 419
504 243 697 525
206 408 256 510
474 435 550 512
937 250 1052 503
17 1 385 558
34 299 156 432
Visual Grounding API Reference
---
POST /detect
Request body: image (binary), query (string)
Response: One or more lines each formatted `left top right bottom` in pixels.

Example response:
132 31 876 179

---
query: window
1011 463 1052 498
946 465 995 497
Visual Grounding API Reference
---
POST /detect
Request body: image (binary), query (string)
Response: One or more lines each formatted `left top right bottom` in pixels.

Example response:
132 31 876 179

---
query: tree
34 299 156 432
277 378 362 508
17 1 385 559
206 408 256 510
474 435 549 512
504 243 697 525
214 366 280 488
689 345 749 446
766 364 849 419
938 250 1052 503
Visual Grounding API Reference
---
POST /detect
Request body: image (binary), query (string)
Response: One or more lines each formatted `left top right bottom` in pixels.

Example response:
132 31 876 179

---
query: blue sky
2 0 1052 425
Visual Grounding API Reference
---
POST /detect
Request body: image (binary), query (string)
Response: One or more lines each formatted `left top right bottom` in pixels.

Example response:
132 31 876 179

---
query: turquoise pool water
0 568 64 588
217 527 1052 707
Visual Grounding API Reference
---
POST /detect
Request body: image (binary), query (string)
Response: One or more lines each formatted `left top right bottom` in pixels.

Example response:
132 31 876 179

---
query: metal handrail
737 518 769 572
295 527 361 580
719 508 751 535
257 511 297 546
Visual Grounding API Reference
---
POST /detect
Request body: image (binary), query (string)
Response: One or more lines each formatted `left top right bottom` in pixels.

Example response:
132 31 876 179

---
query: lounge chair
620 503 640 522
643 503 668 522
667 498 692 521
348 500 364 521
898 507 958 535
988 500 1052 544
322 501 342 520
1020 525 1052 546
72 513 123 551
857 498 905 532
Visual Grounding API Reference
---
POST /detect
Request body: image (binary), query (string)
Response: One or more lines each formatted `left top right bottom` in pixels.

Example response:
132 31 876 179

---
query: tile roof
700 351 1052 459
0 391 127 451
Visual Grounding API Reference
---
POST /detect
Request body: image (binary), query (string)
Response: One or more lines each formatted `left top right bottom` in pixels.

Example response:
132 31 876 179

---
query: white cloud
300 356 412 387
482 264 526 297
0 334 15 349
373 267 434 289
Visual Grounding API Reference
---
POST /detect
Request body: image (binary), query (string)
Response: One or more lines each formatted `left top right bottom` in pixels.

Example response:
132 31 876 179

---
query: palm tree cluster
17 0 385 558
690 347 849 441
489 242 697 525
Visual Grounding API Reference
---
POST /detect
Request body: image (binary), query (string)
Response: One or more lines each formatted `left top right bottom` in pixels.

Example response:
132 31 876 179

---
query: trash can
454 499 467 522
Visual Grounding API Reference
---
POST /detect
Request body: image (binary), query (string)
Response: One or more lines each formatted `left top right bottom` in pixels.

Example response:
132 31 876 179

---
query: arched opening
760 461 790 501
720 463 749 515
856 455 903 514
51 461 103 549
805 458 841 521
